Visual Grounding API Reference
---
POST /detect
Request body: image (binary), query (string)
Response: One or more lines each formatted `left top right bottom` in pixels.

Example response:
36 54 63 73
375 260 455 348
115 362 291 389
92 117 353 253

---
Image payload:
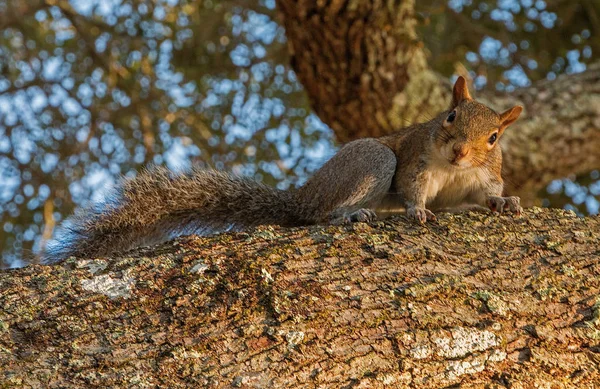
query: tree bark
276 0 600 204
2 209 600 388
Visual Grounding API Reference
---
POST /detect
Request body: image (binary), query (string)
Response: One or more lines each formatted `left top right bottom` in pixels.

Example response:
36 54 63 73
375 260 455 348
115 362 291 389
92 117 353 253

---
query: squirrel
43 76 523 263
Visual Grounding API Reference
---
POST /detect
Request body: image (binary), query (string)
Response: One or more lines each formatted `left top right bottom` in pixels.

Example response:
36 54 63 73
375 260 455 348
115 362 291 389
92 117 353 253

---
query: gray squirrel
44 77 523 263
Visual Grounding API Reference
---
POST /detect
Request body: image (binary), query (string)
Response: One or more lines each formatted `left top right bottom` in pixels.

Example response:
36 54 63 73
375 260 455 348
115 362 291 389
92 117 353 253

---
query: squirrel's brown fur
44 77 523 263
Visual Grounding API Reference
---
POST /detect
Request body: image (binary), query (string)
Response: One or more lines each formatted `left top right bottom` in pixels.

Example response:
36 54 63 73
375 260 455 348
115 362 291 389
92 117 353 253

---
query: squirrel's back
43 167 309 263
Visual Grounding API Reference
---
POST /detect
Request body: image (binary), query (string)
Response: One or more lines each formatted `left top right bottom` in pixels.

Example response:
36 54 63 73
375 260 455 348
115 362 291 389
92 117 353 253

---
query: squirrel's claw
343 208 377 223
407 206 436 224
330 208 377 225
487 196 522 216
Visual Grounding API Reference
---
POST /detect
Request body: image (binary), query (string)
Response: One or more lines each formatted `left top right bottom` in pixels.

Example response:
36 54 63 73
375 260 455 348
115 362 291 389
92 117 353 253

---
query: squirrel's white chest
424 168 486 209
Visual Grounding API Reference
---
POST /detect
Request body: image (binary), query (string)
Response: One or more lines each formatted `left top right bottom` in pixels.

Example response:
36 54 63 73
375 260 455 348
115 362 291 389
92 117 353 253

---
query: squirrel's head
434 76 523 169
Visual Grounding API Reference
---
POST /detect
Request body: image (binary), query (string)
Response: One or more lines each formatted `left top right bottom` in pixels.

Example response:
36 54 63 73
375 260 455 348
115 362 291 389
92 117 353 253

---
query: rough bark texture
276 0 600 203
277 0 448 142
2 208 600 388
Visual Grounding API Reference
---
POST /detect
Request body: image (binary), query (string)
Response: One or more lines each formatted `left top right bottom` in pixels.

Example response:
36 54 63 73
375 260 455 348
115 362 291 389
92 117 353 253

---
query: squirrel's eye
447 110 456 123
488 133 498 145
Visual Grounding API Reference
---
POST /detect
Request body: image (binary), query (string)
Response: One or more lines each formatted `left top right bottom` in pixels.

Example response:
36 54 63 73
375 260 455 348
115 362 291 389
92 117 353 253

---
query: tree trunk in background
2 209 600 387
276 0 600 204
277 0 448 142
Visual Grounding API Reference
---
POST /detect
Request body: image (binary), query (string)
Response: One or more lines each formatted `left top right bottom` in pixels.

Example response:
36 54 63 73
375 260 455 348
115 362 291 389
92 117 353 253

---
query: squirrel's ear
451 76 472 107
499 105 523 128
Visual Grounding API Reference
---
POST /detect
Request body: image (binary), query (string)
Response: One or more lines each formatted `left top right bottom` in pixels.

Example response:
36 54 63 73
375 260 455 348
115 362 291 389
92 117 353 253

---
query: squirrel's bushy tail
43 167 309 263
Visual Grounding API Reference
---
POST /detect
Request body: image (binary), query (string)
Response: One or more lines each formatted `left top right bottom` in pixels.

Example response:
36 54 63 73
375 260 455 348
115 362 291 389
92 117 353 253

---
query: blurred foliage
418 0 599 90
0 0 331 266
0 0 598 266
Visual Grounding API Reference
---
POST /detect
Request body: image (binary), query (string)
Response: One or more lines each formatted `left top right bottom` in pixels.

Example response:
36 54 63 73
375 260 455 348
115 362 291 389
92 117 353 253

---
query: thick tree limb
499 65 600 202
276 0 600 203
2 208 600 387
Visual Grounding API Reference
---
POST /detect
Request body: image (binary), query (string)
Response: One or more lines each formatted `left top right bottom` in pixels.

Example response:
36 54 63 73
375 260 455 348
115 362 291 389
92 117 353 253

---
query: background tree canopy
0 0 598 267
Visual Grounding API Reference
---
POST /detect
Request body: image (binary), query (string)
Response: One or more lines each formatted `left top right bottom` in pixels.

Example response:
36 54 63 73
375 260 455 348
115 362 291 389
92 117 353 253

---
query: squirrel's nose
452 143 470 160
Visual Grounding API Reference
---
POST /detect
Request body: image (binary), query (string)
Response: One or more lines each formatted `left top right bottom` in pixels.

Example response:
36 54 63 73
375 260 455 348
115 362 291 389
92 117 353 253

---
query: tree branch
495 63 600 202
1 209 599 387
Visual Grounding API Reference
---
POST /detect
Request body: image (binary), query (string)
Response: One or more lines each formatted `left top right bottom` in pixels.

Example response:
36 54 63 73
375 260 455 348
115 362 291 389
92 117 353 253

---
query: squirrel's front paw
487 196 522 216
407 206 436 224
